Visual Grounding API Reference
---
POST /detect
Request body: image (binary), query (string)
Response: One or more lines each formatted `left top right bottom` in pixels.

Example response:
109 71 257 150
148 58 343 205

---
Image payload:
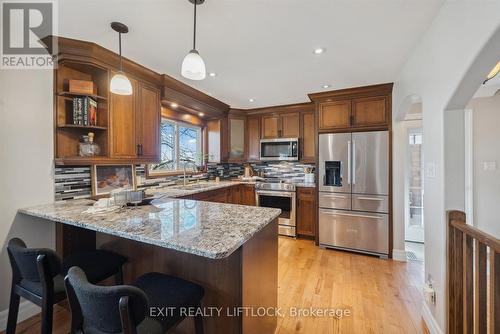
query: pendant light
181 0 206 80
110 22 133 95
483 61 500 84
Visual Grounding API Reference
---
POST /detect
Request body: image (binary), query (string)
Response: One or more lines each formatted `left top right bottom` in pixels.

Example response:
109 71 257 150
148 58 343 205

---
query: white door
405 129 424 243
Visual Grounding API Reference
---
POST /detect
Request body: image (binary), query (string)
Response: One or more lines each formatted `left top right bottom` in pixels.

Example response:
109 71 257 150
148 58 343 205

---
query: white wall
0 69 55 325
393 1 500 331
469 93 500 237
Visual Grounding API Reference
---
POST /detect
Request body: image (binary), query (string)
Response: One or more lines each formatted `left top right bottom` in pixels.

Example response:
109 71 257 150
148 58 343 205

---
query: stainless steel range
255 180 296 237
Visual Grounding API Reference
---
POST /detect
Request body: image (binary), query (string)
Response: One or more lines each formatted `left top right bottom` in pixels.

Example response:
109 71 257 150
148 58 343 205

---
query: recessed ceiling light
313 48 326 55
198 112 204 117
209 72 217 77
322 84 331 89
170 102 178 109
249 98 255 103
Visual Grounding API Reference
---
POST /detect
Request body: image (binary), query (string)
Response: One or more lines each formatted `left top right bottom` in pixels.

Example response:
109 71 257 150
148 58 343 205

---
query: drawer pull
322 194 348 199
320 210 383 220
357 197 384 201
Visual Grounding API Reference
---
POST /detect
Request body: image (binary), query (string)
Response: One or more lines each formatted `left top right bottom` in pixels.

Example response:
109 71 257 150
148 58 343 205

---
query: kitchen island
20 196 280 334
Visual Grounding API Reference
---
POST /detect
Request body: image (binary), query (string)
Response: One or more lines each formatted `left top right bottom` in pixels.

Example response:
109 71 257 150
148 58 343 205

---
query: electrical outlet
423 282 436 305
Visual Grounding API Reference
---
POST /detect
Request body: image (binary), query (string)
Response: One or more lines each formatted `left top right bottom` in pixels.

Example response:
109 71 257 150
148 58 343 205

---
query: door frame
464 108 474 226
404 121 424 243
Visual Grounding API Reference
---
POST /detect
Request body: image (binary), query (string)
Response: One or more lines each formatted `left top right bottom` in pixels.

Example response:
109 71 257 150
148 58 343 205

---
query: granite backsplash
54 162 315 201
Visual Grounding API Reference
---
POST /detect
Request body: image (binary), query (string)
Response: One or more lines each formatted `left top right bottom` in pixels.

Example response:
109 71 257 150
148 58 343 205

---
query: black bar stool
6 237 127 334
65 266 205 334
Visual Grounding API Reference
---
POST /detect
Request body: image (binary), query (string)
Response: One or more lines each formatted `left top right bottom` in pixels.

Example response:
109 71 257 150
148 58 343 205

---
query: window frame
146 117 203 177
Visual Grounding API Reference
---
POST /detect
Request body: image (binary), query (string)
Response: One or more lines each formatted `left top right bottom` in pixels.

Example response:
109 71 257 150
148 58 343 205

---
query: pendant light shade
182 49 206 80
110 72 133 95
181 0 206 80
110 22 133 95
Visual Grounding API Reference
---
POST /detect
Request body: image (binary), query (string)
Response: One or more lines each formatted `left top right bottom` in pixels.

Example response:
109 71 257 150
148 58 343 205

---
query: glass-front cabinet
229 116 246 161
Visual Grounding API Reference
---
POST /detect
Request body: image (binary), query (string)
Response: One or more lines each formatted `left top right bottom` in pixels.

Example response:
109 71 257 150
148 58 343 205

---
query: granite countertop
19 198 281 259
145 181 243 198
145 180 316 198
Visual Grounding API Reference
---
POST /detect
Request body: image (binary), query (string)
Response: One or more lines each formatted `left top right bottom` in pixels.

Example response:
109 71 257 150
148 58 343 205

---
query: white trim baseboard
0 300 40 331
422 302 444 334
392 248 407 262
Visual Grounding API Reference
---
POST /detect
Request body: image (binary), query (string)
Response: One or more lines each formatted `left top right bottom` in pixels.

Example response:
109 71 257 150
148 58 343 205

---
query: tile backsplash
54 161 315 201
54 166 92 201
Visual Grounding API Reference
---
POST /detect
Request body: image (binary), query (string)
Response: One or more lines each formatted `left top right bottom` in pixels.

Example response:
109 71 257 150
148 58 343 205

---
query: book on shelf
72 96 97 126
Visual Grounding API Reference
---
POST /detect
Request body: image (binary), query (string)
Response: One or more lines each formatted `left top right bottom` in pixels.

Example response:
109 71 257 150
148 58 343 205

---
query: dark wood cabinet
300 111 315 162
181 184 255 206
53 38 164 165
296 187 316 237
311 83 393 132
280 112 300 138
261 112 299 139
110 76 161 161
318 100 351 130
261 114 279 138
136 82 161 160
240 184 256 206
207 118 228 163
228 116 246 162
246 116 260 161
351 96 388 128
110 75 138 158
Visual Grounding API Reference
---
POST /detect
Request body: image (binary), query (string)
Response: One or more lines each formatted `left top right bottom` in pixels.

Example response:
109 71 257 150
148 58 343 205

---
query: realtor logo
1 0 57 69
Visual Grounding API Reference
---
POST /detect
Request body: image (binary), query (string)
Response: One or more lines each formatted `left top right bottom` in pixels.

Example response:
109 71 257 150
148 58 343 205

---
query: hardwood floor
2 238 427 334
275 238 427 334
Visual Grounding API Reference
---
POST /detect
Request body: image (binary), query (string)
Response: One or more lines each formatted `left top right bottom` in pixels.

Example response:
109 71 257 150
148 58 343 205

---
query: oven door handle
256 190 293 197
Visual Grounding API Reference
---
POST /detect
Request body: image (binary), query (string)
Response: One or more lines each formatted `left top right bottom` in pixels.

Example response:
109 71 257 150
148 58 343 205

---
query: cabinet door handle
137 144 143 156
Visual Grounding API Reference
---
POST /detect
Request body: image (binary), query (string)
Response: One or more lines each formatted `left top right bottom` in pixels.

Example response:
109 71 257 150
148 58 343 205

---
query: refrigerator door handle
321 194 348 199
347 140 351 185
356 197 384 201
352 140 356 185
319 210 383 220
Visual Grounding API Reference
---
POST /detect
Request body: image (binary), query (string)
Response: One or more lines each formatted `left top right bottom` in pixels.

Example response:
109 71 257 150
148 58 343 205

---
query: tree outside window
148 118 202 174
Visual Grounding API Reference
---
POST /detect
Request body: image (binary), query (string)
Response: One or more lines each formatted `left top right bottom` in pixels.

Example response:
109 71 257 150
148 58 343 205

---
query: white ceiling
59 0 444 109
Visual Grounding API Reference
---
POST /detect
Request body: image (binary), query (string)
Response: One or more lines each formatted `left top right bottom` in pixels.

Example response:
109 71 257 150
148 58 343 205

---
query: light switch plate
483 161 497 171
426 162 437 178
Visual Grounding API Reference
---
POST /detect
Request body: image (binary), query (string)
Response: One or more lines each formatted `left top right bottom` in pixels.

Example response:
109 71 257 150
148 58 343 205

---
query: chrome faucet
183 160 198 187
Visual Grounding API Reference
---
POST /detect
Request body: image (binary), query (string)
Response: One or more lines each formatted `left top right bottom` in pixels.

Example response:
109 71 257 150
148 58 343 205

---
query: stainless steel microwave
260 138 299 161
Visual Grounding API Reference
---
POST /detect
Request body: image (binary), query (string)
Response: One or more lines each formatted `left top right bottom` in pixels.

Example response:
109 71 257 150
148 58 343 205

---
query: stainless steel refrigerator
318 131 389 257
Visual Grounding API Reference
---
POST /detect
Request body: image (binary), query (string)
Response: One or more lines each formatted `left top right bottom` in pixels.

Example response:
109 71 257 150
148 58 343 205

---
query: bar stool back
6 238 126 334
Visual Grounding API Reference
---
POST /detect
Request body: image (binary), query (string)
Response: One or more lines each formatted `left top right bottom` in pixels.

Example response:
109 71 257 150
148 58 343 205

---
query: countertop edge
18 204 281 260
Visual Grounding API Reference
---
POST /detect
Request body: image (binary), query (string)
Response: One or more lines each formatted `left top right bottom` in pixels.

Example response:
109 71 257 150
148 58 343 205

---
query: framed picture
92 164 136 196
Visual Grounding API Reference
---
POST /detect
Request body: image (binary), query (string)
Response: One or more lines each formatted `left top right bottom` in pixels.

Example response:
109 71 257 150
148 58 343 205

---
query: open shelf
57 91 108 101
55 61 110 162
57 124 107 131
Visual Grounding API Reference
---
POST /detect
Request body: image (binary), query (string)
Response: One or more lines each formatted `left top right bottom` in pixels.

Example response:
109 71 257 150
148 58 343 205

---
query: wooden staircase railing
447 210 500 334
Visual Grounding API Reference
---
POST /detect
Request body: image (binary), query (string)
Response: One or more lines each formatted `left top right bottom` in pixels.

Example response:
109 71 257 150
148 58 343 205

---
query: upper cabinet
136 82 161 160
206 118 228 163
261 112 300 139
280 112 300 138
246 116 260 161
300 111 315 162
53 37 163 165
228 116 246 162
110 74 138 158
261 114 280 138
110 75 161 161
310 83 393 132
351 96 388 128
